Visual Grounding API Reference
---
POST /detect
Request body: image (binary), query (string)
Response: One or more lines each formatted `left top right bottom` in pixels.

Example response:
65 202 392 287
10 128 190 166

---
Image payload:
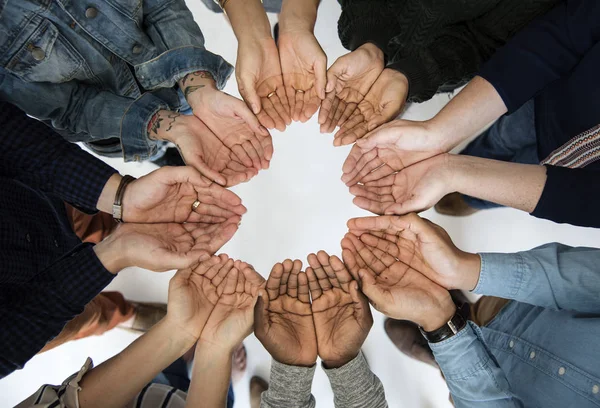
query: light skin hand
334 69 408 146
306 251 373 368
93 222 219 274
236 37 291 132
119 166 247 223
254 259 318 367
318 43 384 134
278 30 327 122
181 71 273 171
346 214 481 291
151 111 258 187
340 233 456 332
349 153 453 215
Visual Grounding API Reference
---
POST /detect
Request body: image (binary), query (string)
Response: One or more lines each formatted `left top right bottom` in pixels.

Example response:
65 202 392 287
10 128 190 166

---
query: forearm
225 0 272 44
448 154 546 213
430 323 524 407
186 342 233 408
79 319 194 408
280 0 320 32
428 76 507 151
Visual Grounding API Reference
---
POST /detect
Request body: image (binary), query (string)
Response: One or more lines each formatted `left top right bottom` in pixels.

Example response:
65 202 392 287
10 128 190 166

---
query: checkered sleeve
0 102 118 214
0 243 115 378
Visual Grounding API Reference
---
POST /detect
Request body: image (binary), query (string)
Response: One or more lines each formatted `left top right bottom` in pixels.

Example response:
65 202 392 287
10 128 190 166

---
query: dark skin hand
254 259 318 367
306 251 373 368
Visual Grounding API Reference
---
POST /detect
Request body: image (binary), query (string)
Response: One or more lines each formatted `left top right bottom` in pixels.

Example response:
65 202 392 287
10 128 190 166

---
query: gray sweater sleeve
260 360 316 408
323 352 388 408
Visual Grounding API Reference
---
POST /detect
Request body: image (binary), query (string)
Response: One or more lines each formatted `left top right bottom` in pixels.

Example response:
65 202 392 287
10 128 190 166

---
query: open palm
254 260 317 367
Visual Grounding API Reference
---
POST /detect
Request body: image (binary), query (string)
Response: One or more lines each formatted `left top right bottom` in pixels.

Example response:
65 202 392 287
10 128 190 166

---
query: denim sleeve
478 0 600 113
430 323 524 408
0 71 180 161
137 0 233 90
260 360 316 408
323 352 388 408
475 243 600 314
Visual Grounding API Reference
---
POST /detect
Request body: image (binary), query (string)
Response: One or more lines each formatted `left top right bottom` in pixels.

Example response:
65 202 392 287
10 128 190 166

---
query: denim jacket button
85 7 98 19
132 44 143 54
31 47 46 61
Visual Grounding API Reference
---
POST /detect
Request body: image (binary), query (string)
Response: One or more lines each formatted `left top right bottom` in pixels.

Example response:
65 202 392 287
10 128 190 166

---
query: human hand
152 112 258 187
341 119 446 186
306 251 372 368
182 75 274 171
333 69 408 146
94 222 238 273
122 166 246 223
318 44 384 134
254 260 318 367
347 214 481 291
341 233 456 331
349 153 453 215
199 256 265 352
236 37 291 132
278 29 327 122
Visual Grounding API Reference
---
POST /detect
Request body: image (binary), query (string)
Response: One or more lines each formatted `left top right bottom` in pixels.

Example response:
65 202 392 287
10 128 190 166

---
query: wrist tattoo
181 71 214 99
148 111 181 138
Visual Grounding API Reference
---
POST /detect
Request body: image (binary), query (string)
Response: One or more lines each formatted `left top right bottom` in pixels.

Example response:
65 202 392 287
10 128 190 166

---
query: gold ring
191 200 201 211
296 89 305 94
267 91 276 98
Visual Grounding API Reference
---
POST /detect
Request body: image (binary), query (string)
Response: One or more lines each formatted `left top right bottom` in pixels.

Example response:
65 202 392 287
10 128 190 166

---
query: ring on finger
267 91 276 98
191 200 201 211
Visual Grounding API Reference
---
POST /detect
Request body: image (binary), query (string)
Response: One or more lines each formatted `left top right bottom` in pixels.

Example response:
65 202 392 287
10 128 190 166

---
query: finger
194 255 222 277
254 290 270 338
318 91 335 128
326 98 343 133
267 263 283 300
349 184 390 203
337 103 358 128
280 259 293 295
198 183 244 208
231 144 254 169
357 126 399 150
242 140 262 171
350 280 372 327
352 196 389 215
242 267 265 297
284 84 297 122
256 108 276 130
234 98 269 136
247 135 268 169
341 144 367 183
301 90 320 122
341 248 361 281
306 267 322 300
183 155 227 186
297 272 311 304
308 253 332 291
274 87 292 126
322 95 340 133
316 250 340 289
364 173 396 188
360 233 400 259
235 267 245 293
261 96 286 131
258 133 274 164
293 89 305 122
213 258 235 291
341 148 379 186
287 265 299 298
357 269 383 306
339 123 368 146
361 164 396 184
238 78 262 115
329 255 354 291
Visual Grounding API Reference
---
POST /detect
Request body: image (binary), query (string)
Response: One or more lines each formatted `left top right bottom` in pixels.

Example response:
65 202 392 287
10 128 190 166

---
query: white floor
4 1 600 407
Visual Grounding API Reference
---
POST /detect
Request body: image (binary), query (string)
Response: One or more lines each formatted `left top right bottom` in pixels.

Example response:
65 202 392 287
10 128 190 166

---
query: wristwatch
112 175 136 223
419 304 468 344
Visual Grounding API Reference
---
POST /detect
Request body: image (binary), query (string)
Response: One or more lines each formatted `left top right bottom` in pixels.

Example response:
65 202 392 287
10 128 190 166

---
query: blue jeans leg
460 99 539 209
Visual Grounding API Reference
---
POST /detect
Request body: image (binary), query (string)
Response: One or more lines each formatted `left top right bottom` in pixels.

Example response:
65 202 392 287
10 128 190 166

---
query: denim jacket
431 243 600 407
0 0 233 161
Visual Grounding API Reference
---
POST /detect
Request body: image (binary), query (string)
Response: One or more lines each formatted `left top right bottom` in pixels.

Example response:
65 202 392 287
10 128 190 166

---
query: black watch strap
419 308 468 344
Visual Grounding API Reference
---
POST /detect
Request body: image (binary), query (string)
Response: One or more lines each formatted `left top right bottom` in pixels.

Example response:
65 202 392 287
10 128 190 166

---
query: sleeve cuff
119 90 180 162
261 359 316 407
429 322 491 380
387 54 437 103
473 253 525 299
135 46 234 91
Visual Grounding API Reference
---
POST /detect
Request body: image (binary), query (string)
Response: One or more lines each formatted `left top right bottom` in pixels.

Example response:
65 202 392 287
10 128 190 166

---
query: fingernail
252 104 260 114
260 125 268 134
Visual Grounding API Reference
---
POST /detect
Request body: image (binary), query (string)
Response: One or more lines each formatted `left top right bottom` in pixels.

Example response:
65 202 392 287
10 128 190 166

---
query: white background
3 1 600 407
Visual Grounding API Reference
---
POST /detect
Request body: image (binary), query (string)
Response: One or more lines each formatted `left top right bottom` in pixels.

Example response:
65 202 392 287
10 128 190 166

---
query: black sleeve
0 102 117 213
531 165 600 228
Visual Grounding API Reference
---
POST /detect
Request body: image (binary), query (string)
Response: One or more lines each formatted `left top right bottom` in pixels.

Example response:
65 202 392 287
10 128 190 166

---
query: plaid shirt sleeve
0 243 115 378
0 102 118 213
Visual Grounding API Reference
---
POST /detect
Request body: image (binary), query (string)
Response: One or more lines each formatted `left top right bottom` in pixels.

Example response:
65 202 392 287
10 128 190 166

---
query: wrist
322 352 358 369
149 110 185 143
420 302 457 332
93 229 130 274
160 318 200 352
457 252 482 291
280 0 318 33
357 42 384 66
96 173 122 214
195 339 235 358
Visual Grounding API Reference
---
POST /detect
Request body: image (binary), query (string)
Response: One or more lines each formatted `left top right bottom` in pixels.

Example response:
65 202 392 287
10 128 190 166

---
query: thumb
233 98 268 136
358 269 380 300
367 103 401 132
253 290 270 339
357 127 397 149
314 57 328 100
350 280 373 324
238 78 262 115
161 249 208 271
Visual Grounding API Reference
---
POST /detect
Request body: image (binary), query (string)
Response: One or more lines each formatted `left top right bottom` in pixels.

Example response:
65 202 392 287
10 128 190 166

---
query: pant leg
460 99 540 209
65 204 117 244
39 292 135 353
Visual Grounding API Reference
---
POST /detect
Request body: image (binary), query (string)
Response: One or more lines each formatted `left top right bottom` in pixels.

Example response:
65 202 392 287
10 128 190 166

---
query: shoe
250 376 269 408
384 319 437 367
123 302 167 333
152 147 186 167
434 192 479 217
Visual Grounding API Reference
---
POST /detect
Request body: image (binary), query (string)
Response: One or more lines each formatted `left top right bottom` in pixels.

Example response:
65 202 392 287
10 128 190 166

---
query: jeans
151 357 235 407
200 0 282 13
460 99 539 209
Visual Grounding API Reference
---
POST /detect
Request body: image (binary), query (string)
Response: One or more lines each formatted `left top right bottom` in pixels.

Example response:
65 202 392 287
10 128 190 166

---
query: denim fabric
0 0 233 161
200 0 282 13
459 99 539 209
432 243 600 407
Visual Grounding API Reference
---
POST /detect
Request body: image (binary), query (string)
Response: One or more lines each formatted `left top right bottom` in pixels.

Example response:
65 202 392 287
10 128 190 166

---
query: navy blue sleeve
0 102 117 213
0 244 115 378
531 165 599 227
478 0 600 113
